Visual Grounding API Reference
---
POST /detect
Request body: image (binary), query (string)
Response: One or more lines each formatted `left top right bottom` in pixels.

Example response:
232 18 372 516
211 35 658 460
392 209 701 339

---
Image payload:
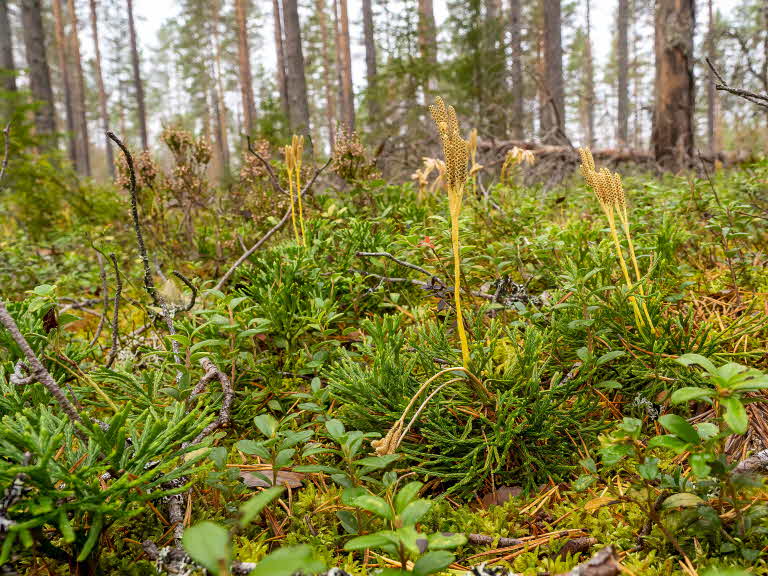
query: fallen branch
0 300 87 439
733 448 768 475
187 357 234 446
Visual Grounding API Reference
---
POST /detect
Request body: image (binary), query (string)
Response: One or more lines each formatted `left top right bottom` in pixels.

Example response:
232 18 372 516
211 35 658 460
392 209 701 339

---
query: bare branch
706 57 768 109
106 131 160 306
106 253 122 368
188 357 234 445
356 251 435 278
246 135 287 195
171 271 197 312
88 252 109 348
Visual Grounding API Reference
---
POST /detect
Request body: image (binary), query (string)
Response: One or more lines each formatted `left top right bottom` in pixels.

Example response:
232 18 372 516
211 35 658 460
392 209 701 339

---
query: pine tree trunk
541 0 565 143
235 0 256 137
282 0 311 138
652 0 695 170
617 0 629 147
337 0 355 130
362 0 378 125
20 0 56 144
508 0 524 139
211 0 229 176
0 0 17 94
705 0 715 156
584 0 594 147
127 0 148 149
272 0 290 122
317 0 336 150
88 0 114 177
67 0 91 176
418 0 438 94
52 0 77 166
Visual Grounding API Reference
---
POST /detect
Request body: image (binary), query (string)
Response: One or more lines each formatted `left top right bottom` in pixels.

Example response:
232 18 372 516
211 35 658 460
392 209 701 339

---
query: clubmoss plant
500 146 535 186
283 135 306 246
429 97 471 368
578 148 655 333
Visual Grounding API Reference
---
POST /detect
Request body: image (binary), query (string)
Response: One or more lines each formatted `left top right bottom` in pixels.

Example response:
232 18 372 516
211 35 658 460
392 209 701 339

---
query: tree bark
652 0 695 170
272 0 290 122
0 0 17 94
705 0 715 156
127 0 148 150
211 0 229 177
52 0 76 165
67 0 92 176
508 0 524 139
418 0 438 94
541 0 565 143
282 0 311 138
583 0 595 147
89 0 114 177
235 0 256 138
337 0 355 130
317 0 336 150
20 0 57 144
362 0 378 125
617 0 629 147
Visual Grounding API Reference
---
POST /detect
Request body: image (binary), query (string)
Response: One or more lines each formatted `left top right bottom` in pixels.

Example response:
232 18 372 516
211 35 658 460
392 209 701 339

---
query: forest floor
1 136 768 576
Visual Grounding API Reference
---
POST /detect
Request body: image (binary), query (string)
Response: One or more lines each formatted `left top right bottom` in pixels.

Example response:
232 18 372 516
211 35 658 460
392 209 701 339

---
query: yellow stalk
430 97 472 369
615 206 655 330
450 198 471 368
605 207 646 328
284 146 300 244
294 136 306 246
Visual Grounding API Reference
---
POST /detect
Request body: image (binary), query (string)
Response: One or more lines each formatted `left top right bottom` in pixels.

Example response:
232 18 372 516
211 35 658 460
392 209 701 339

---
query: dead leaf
240 470 304 489
476 485 523 509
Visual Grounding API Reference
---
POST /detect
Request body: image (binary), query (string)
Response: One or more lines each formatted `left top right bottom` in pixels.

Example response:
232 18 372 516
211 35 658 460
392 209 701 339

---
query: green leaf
76 513 103 561
356 454 400 470
427 532 467 550
236 440 270 460
325 419 345 440
239 487 284 527
638 458 659 481
670 387 712 405
413 551 455 576
400 499 432 526
690 454 712 477
253 414 279 438
661 493 704 509
677 354 717 375
658 414 700 444
344 532 394 551
648 434 688 453
274 448 296 468
58 510 75 543
353 494 393 520
182 521 230 574
248 545 324 576
394 481 423 513
695 422 719 441
596 350 625 366
722 397 748 435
